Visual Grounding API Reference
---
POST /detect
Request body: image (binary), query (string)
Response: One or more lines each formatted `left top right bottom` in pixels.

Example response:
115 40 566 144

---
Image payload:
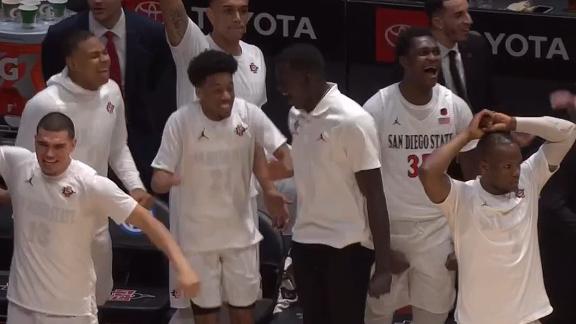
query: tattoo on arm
166 7 188 45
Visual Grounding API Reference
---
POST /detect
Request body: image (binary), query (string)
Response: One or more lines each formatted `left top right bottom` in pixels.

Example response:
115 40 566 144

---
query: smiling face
196 72 235 120
400 35 441 89
434 0 473 43
35 128 76 177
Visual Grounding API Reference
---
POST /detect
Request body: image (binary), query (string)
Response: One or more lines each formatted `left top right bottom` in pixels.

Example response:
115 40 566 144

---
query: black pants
292 242 374 324
539 212 576 324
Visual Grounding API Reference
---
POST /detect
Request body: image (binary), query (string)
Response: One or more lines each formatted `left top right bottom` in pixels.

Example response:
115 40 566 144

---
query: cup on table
46 0 65 20
2 0 20 22
18 3 37 28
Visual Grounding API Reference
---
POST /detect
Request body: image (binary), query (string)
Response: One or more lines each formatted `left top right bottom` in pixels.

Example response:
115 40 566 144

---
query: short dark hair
37 112 76 139
187 50 238 87
395 27 434 59
425 0 446 19
275 43 325 77
62 30 96 58
477 132 515 158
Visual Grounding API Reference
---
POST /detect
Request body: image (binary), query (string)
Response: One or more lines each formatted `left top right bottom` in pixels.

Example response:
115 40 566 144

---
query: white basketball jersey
367 84 468 222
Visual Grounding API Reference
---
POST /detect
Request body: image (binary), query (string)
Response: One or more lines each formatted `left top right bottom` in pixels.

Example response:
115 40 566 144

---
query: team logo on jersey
198 128 209 140
318 132 328 142
291 119 301 136
249 63 259 74
61 186 76 198
440 108 448 116
515 189 525 198
25 174 34 186
235 124 247 136
106 102 115 114
393 117 401 125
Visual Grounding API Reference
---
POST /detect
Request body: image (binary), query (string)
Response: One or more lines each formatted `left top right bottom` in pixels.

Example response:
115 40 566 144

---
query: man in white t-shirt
419 110 576 324
158 0 266 108
151 50 291 324
275 43 393 324
15 30 153 306
3 112 199 324
364 27 475 324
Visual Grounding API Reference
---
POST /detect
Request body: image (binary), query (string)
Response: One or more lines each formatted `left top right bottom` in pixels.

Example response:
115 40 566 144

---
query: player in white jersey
158 0 266 108
14 30 153 306
275 43 393 324
3 112 199 324
151 50 291 324
419 110 576 324
364 28 476 324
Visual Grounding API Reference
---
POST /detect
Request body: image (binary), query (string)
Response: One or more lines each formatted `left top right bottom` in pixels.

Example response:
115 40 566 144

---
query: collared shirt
89 9 127 87
289 83 381 249
439 43 467 96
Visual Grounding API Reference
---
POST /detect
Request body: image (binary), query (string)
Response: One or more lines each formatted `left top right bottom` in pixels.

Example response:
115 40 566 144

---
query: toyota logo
385 24 409 48
135 1 163 22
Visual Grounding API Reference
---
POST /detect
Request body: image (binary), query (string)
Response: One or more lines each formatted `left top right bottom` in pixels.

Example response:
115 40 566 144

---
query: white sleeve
0 146 31 178
170 17 209 75
88 176 138 225
341 114 382 172
151 112 183 173
362 91 383 121
516 116 576 168
435 178 466 228
15 95 53 151
257 47 267 107
248 104 286 154
522 147 559 192
454 95 477 152
108 87 145 191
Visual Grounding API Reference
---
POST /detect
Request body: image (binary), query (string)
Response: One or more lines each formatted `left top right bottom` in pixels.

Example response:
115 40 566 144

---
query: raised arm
420 110 490 204
513 116 576 170
159 0 190 46
126 205 199 297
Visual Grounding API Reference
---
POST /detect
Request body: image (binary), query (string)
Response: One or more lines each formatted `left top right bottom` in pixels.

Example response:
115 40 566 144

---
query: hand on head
467 110 515 140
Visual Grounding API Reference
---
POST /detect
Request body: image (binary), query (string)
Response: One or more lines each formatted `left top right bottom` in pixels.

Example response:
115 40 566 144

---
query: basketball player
419 110 576 324
151 50 291 324
3 112 199 324
15 30 152 306
363 27 476 324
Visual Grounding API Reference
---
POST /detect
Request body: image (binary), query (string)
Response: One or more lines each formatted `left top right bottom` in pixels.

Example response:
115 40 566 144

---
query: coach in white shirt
3 112 199 324
151 49 291 324
419 110 576 324
16 30 153 305
275 44 392 324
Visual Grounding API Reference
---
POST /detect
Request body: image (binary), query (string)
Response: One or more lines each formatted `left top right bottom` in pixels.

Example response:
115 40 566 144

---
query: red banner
375 8 428 63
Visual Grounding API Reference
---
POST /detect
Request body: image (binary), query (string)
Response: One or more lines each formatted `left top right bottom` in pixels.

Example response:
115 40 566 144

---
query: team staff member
3 112 199 324
152 50 292 324
419 110 576 324
276 43 392 324
16 30 152 305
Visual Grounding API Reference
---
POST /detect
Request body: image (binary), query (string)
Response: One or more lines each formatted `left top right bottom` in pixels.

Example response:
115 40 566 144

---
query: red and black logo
62 186 75 198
